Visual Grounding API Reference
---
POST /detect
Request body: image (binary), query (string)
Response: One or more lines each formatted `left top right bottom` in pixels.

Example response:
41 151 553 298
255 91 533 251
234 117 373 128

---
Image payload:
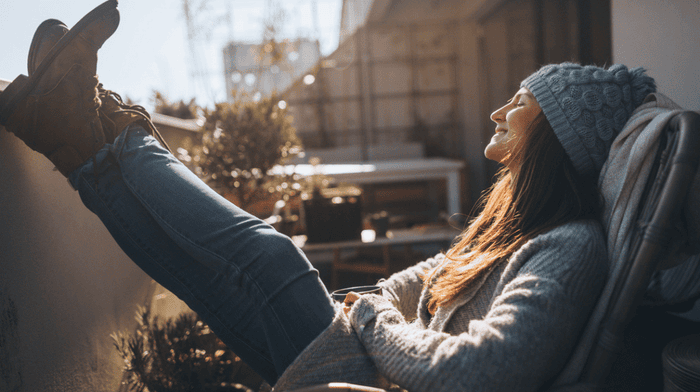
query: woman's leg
68 125 336 383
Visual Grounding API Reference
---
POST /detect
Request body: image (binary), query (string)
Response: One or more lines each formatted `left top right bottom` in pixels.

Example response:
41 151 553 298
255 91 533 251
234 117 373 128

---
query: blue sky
0 0 343 109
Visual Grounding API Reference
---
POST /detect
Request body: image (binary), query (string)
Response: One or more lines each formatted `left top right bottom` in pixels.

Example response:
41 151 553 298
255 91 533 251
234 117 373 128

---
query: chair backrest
580 111 700 385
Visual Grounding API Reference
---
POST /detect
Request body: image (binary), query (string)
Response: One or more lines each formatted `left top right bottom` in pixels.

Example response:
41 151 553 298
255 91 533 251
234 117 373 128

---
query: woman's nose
491 105 507 123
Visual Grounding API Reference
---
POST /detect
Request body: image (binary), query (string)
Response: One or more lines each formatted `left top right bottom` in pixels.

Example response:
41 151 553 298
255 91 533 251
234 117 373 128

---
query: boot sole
0 0 119 125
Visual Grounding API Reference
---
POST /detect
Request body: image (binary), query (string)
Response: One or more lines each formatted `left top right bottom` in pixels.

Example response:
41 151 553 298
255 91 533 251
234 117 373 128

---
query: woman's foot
0 0 119 177
23 15 172 154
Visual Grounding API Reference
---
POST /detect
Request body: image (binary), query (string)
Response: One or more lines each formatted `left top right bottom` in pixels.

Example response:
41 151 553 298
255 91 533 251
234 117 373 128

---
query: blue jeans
68 125 336 384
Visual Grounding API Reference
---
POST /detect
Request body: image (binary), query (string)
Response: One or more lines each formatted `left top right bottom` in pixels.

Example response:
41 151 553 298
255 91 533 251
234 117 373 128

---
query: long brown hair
425 112 602 314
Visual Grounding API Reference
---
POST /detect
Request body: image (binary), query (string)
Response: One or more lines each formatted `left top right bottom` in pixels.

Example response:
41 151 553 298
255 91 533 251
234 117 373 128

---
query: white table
275 158 465 215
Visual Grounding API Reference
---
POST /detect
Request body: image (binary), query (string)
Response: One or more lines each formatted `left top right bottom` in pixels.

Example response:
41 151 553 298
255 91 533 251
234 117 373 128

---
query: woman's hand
342 291 361 315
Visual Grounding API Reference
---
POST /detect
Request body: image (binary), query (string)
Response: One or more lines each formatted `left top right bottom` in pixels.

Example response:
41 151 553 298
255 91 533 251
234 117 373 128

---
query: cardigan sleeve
349 221 607 392
376 253 444 322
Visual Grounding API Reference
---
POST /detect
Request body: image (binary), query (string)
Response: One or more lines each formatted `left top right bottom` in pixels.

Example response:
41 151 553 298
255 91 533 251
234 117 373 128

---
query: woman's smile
490 127 509 141
485 87 542 171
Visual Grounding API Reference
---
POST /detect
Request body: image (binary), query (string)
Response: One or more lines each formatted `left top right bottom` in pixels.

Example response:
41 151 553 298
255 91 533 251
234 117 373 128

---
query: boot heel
0 74 29 125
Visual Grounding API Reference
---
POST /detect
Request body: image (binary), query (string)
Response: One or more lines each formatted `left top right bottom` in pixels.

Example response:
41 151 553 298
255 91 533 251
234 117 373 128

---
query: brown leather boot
24 16 172 154
0 0 119 177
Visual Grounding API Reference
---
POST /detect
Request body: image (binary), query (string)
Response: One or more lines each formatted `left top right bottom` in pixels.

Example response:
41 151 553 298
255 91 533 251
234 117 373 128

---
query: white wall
0 127 154 391
612 0 700 110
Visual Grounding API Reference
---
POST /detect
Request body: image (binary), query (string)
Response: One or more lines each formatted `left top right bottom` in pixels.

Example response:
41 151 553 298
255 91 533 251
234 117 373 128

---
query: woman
0 3 656 391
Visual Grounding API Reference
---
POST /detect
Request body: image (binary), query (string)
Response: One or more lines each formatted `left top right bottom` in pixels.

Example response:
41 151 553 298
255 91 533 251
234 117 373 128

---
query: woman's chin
484 145 504 162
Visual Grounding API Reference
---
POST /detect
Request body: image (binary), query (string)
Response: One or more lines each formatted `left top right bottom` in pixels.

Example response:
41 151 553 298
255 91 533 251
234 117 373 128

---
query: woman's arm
350 221 607 392
376 253 445 322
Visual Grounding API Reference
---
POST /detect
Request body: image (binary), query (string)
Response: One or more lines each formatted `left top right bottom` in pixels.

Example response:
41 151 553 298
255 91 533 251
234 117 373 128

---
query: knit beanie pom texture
521 62 656 176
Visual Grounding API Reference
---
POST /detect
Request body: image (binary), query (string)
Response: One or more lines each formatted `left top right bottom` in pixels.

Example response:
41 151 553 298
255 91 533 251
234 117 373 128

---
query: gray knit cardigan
274 219 607 392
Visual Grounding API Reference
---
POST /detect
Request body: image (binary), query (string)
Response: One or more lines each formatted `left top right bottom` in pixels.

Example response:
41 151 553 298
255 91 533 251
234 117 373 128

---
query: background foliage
177 93 303 212
112 306 265 392
153 90 200 120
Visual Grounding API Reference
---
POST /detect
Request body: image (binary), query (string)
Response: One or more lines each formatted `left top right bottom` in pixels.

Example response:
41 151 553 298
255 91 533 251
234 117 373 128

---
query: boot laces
85 75 101 111
97 83 152 120
95 83 174 154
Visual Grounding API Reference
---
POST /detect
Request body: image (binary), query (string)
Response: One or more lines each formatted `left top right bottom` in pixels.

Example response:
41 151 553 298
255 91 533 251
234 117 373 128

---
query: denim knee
255 229 309 266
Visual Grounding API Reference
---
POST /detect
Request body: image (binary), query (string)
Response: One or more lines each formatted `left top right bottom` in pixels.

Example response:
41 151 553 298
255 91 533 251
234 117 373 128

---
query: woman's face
485 87 542 171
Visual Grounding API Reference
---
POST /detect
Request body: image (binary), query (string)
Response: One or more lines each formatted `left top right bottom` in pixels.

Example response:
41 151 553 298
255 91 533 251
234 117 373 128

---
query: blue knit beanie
521 62 656 176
